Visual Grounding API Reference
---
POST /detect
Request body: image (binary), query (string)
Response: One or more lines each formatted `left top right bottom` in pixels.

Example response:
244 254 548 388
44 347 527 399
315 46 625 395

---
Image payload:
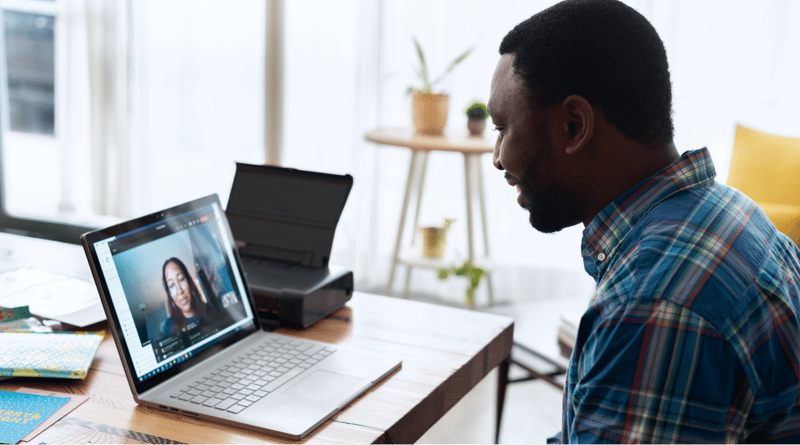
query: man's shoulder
632 181 766 281
612 180 800 331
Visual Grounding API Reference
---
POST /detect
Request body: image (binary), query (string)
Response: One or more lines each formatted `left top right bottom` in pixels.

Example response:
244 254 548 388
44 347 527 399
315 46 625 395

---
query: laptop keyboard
170 335 336 414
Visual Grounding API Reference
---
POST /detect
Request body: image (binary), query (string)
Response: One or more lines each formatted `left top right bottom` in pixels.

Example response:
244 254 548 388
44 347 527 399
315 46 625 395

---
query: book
0 390 70 444
0 331 104 379
0 305 53 333
14 389 89 442
0 306 30 323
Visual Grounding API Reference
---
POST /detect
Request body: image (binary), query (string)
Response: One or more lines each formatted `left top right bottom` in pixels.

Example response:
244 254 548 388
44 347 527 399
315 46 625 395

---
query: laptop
81 194 401 440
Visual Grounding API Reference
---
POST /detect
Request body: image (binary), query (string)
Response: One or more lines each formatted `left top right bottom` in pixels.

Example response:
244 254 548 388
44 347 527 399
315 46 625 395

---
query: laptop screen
84 195 259 391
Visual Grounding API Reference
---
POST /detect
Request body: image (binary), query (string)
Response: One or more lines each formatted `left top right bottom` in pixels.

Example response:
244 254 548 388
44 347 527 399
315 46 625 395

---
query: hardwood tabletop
365 127 496 154
0 233 514 443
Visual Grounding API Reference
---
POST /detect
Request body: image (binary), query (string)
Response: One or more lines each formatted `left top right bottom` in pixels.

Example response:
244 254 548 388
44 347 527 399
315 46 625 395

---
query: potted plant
409 38 473 135
437 260 487 309
466 101 488 136
420 218 454 259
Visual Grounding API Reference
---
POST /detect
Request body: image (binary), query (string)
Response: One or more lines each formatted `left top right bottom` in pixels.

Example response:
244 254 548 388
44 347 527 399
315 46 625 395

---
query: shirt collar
581 148 717 280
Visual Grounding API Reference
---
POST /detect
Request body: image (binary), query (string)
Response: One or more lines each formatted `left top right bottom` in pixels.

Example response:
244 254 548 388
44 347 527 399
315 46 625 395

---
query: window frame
0 139 93 244
0 0 93 244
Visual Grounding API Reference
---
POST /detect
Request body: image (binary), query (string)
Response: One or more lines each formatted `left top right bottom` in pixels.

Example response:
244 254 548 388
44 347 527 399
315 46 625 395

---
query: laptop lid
81 194 262 395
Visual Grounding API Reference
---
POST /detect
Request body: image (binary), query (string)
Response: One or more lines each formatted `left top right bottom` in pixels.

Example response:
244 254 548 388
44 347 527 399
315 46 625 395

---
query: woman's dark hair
499 0 674 146
162 257 207 332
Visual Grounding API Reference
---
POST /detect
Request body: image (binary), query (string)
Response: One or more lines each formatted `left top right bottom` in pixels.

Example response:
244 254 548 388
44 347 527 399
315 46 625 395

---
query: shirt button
597 252 606 261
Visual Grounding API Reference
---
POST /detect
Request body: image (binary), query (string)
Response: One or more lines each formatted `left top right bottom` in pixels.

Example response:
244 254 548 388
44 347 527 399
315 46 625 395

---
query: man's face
488 54 582 233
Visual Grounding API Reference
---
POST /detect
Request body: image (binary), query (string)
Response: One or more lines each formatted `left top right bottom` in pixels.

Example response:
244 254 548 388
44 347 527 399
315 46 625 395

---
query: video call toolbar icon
176 215 209 232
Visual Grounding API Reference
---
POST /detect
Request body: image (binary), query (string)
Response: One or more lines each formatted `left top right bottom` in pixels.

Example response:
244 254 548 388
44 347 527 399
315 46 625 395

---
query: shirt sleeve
565 299 749 443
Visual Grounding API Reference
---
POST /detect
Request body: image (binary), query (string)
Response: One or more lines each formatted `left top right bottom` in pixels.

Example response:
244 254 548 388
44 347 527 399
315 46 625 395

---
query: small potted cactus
466 101 488 136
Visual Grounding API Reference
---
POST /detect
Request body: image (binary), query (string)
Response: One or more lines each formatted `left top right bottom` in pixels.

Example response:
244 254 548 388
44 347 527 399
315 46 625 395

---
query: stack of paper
0 268 106 327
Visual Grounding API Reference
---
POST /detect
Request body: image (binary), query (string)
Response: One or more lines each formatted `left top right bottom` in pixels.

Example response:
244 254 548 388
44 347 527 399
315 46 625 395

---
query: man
488 0 800 442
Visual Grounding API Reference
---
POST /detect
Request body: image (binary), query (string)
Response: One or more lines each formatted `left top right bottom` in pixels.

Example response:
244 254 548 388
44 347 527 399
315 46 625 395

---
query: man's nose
493 145 503 170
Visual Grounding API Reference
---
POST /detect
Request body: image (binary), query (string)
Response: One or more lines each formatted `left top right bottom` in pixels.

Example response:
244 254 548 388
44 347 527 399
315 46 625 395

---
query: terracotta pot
420 226 447 259
467 118 486 136
412 92 449 135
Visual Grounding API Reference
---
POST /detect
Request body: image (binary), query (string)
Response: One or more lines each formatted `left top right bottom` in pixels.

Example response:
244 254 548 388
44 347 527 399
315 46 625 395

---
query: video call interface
100 203 253 381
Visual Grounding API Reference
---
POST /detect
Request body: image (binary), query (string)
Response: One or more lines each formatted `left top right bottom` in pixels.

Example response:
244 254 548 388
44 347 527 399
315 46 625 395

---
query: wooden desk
0 232 513 443
365 128 496 306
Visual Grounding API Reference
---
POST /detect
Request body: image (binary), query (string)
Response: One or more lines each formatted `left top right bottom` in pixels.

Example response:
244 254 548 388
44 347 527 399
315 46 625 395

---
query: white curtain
282 0 800 306
126 0 267 216
85 0 130 217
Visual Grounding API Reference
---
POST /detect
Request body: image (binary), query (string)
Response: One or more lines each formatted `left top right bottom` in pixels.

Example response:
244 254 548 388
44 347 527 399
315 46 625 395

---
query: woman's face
164 261 195 317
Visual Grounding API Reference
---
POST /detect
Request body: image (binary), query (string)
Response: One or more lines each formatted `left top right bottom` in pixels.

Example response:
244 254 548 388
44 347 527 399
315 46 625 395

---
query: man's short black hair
500 0 674 145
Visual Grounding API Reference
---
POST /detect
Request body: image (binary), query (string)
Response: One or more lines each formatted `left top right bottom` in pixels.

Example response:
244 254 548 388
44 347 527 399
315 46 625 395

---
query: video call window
111 217 246 362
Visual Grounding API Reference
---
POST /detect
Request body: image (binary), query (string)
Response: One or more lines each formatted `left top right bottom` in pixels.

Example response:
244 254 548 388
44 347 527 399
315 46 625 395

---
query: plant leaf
430 46 474 88
413 37 431 94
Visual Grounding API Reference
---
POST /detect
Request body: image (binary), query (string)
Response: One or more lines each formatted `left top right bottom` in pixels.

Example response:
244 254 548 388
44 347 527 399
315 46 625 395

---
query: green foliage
437 261 487 308
409 38 473 96
465 101 488 120
442 218 454 232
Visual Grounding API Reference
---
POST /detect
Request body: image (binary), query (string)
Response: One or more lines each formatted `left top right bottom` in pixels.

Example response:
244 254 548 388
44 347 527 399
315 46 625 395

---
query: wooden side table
365 127 496 306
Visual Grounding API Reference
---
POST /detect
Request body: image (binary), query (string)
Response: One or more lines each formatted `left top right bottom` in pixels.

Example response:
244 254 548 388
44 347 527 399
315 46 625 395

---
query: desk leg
496 355 511 444
386 150 426 297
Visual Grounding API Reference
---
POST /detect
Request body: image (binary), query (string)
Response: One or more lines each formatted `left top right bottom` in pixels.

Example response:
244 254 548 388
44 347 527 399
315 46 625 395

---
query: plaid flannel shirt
551 148 800 443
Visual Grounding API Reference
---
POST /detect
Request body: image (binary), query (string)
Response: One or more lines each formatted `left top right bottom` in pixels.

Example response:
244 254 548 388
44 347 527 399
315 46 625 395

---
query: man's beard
518 176 570 233
517 152 582 234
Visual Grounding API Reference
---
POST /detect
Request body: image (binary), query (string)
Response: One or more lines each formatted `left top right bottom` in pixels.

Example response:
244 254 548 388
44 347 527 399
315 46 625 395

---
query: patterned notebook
0 390 70 444
0 332 104 379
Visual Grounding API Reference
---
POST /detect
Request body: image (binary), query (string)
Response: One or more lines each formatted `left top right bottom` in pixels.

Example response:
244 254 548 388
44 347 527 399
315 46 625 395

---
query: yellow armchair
726 124 800 245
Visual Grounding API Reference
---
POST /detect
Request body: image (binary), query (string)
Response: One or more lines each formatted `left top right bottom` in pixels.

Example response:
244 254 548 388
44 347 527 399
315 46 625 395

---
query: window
0 0 87 242
5 8 54 135
0 0 268 243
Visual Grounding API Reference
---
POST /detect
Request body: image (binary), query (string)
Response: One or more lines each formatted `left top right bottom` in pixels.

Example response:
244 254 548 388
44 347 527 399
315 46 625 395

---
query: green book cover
0 331 104 379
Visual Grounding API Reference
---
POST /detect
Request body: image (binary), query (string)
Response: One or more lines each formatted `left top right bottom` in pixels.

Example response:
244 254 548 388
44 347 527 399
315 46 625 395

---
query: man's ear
562 95 594 155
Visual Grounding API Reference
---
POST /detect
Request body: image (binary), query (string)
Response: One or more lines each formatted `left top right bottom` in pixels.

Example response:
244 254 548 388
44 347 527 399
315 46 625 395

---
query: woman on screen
160 257 209 336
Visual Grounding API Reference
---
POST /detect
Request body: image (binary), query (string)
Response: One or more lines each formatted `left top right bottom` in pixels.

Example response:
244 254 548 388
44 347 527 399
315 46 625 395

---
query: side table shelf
396 250 494 303
365 128 496 306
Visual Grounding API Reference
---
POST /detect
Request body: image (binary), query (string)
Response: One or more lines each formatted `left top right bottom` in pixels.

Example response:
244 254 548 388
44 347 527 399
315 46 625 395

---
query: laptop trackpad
283 370 361 402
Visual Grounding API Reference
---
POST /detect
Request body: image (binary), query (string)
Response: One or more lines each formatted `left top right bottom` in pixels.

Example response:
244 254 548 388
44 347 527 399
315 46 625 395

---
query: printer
225 163 354 329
